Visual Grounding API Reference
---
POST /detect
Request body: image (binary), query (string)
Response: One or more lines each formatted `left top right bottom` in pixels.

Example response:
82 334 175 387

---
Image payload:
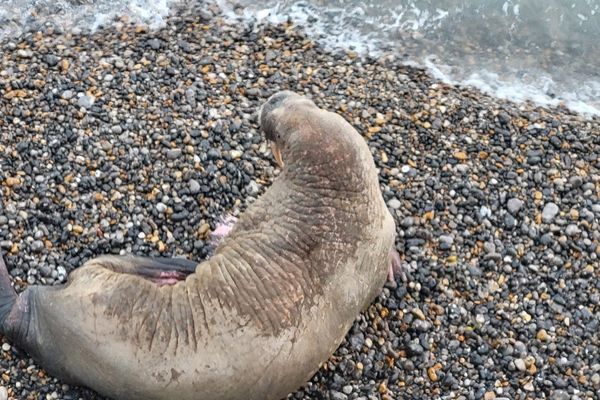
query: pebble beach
0 2 599 400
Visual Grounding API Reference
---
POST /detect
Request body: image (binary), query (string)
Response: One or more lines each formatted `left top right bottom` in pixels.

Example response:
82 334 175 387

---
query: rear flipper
0 252 35 356
118 214 238 285
0 253 88 385
85 255 200 286
387 248 407 283
0 252 17 330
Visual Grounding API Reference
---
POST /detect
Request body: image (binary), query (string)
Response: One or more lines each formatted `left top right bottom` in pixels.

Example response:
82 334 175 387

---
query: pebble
43 54 59 66
155 203 167 213
480 206 492 218
61 90 74 100
387 198 401 209
565 224 581 236
166 149 182 159
77 94 95 109
506 198 523 215
514 358 527 372
330 391 347 400
592 373 600 387
438 234 454 250
189 179 201 194
16 49 32 58
542 202 560 223
31 240 44 253
230 150 243 159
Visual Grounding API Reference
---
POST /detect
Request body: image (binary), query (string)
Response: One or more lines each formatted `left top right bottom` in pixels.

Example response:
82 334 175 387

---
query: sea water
216 0 600 116
1 0 599 117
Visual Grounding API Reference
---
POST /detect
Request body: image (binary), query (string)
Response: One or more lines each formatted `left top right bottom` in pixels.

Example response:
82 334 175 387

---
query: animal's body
0 91 397 400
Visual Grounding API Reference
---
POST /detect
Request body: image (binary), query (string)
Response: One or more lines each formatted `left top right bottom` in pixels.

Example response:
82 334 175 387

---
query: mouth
270 141 284 168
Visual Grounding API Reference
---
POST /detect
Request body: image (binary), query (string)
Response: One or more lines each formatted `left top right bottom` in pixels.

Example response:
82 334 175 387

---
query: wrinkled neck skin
243 106 378 249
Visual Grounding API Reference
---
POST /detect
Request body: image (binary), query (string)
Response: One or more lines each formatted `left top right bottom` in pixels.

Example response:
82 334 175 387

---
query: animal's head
258 90 376 196
259 90 319 169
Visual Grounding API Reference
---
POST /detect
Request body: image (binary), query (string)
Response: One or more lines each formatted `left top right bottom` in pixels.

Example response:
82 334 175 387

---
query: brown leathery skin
2 92 396 400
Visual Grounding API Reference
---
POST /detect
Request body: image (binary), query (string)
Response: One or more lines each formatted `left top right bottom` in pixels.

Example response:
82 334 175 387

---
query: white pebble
156 203 167 213
387 198 401 209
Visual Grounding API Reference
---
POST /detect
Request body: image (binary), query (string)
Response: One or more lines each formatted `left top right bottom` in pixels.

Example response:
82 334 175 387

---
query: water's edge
214 0 600 118
1 0 598 118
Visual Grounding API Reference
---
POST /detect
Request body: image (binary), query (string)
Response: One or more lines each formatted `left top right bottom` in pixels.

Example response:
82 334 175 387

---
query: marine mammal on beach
0 91 399 400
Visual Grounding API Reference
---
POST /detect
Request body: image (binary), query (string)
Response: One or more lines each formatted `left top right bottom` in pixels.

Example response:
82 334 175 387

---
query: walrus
0 91 399 400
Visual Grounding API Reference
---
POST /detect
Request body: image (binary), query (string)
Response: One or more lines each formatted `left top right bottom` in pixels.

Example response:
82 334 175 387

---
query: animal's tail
0 252 17 331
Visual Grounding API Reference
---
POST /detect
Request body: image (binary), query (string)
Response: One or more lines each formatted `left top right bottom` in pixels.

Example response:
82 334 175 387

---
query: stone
536 329 549 342
514 358 526 372
61 90 74 100
189 179 201 194
507 198 523 215
565 224 581 237
156 203 167 213
438 234 454 250
387 198 401 209
77 94 96 109
166 149 182 159
542 202 559 223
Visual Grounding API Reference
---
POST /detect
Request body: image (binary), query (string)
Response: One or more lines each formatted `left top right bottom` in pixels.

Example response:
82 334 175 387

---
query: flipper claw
387 248 406 283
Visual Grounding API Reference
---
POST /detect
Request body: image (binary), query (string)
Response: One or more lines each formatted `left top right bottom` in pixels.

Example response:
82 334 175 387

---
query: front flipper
85 255 200 286
206 214 238 256
387 248 406 283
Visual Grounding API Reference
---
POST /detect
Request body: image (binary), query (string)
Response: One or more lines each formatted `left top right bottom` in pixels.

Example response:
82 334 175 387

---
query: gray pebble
43 54 59 66
514 358 526 372
77 94 96 109
507 198 523 215
189 179 201 194
330 391 348 400
542 202 560 223
387 198 401 209
438 234 454 250
246 181 260 196
156 203 167 213
31 240 44 253
565 224 580 236
61 90 74 100
166 149 182 159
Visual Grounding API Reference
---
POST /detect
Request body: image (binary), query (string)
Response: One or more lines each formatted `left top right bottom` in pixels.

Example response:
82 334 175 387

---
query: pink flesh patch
210 215 237 241
147 271 189 286
151 277 182 287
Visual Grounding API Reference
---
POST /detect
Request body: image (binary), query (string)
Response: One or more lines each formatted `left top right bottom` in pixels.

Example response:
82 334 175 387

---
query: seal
0 91 400 400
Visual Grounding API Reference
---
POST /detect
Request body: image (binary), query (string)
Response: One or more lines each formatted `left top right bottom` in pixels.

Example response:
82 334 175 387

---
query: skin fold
0 91 397 400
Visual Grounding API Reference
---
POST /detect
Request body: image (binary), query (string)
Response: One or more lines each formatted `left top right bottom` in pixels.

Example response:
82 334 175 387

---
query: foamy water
1 0 599 117
0 0 178 38
216 0 600 117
